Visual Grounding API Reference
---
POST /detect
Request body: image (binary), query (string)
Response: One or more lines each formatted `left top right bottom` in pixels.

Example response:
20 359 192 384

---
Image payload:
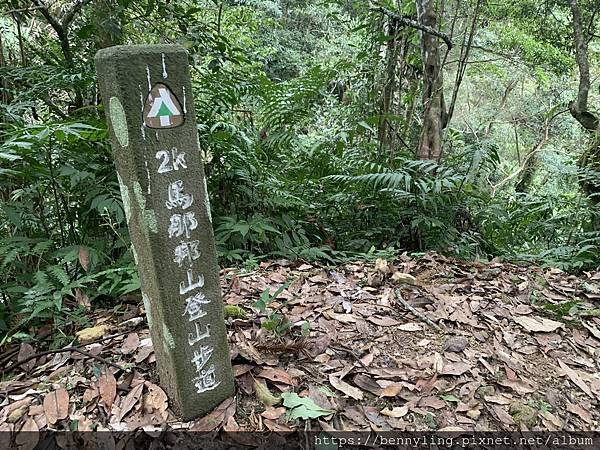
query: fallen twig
255 339 307 354
329 344 370 372
0 329 132 368
3 341 129 375
395 289 443 332
0 330 54 367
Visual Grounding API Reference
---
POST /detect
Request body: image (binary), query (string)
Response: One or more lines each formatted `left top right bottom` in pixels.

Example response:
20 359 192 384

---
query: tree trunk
569 0 598 132
569 0 600 202
416 0 447 161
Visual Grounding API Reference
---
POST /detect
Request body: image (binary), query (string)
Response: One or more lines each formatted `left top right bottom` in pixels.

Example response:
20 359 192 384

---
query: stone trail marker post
95 45 235 419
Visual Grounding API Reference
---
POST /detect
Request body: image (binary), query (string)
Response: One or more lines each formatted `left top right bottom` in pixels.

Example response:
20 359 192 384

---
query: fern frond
48 265 70 287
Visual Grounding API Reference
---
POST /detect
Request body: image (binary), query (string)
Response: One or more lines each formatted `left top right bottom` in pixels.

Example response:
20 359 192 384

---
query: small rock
391 272 417 285
466 409 481 420
75 325 108 344
443 336 469 353
509 402 538 428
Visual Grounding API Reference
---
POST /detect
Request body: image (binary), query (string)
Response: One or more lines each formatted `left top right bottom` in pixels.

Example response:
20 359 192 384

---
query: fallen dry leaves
0 252 598 442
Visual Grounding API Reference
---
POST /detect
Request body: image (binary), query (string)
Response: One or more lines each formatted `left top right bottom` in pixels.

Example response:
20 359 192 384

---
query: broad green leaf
440 394 460 403
281 392 334 420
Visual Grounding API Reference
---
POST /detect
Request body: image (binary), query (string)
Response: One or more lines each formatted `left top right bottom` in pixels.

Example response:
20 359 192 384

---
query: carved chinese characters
156 155 221 394
95 45 234 419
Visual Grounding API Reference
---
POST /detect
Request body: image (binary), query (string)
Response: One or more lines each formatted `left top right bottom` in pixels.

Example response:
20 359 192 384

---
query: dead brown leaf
566 402 592 424
379 383 403 398
261 406 286 420
329 374 363 400
43 388 69 425
310 334 331 356
352 374 383 396
513 316 563 333
491 405 515 425
190 397 235 432
78 246 90 272
17 343 36 372
143 382 168 417
98 367 117 410
582 322 600 340
497 379 536 395
440 361 471 376
134 345 154 363
82 384 99 403
116 383 143 422
120 333 140 355
381 405 409 418
419 396 446 409
327 312 356 324
232 364 254 377
263 418 293 432
367 316 401 327
257 367 295 385
558 360 593 398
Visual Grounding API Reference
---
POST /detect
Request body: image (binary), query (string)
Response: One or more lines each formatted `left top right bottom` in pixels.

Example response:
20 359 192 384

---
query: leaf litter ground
1 253 600 447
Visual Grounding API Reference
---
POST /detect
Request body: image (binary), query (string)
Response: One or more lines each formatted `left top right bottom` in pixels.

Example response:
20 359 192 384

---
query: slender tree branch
371 5 453 50
446 0 482 126
62 0 94 29
586 4 599 41
31 0 72 65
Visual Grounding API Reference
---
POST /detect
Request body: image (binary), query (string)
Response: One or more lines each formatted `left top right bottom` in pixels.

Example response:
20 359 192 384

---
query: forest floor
1 253 600 448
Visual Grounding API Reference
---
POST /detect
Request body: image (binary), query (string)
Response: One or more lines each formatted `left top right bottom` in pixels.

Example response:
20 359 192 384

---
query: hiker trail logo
143 83 184 129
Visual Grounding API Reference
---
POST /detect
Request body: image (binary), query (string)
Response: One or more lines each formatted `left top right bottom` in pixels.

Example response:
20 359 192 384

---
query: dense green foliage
1 0 599 342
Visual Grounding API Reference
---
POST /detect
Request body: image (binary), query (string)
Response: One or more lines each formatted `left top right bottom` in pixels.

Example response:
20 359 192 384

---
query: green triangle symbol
158 102 172 117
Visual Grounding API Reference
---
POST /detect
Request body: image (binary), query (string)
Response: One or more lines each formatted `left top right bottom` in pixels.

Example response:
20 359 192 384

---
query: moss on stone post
95 45 234 419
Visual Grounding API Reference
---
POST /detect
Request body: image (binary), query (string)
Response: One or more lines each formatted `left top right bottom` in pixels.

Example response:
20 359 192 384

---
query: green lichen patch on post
133 181 158 233
117 173 132 223
109 97 129 147
202 176 212 223
142 292 153 328
162 323 176 352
